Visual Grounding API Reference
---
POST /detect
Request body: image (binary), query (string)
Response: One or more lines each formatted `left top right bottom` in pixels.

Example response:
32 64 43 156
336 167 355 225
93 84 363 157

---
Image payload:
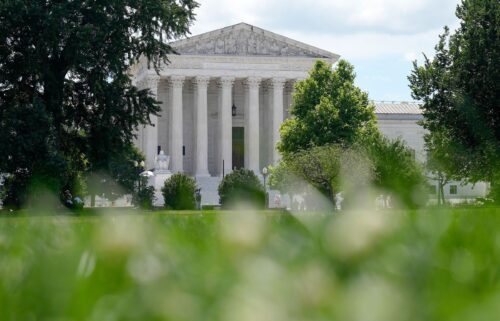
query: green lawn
1 207 499 321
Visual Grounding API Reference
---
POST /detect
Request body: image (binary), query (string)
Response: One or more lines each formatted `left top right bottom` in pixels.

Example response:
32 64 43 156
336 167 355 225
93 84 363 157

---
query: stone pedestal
149 171 172 207
148 150 173 206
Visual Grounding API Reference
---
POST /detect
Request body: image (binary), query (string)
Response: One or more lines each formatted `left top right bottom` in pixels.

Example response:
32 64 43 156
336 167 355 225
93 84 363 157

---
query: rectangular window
157 145 161 155
183 146 186 156
450 185 458 195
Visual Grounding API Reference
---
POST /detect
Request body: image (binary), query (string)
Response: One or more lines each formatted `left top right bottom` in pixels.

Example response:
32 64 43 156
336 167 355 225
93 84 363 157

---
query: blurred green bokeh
0 208 499 321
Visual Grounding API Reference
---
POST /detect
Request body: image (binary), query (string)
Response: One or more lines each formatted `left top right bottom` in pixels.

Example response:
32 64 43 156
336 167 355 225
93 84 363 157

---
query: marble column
143 75 160 170
169 76 185 173
245 77 261 174
218 77 235 176
271 78 286 164
194 76 211 177
284 81 295 119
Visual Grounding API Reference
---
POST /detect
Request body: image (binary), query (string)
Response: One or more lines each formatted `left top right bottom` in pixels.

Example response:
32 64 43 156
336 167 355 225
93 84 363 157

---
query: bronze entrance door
232 127 244 170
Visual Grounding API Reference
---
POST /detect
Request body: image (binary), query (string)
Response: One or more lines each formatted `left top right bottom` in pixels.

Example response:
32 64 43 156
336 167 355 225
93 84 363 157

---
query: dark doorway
232 127 244 170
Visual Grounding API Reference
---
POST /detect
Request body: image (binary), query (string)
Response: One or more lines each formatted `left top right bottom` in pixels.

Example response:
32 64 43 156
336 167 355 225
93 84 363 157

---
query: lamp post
134 160 146 190
132 160 145 207
262 167 268 208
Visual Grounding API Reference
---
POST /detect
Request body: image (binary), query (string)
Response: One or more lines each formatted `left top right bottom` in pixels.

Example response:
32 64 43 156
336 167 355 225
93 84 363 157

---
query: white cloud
281 28 446 61
187 0 462 100
190 0 460 60
192 0 460 35
404 52 418 62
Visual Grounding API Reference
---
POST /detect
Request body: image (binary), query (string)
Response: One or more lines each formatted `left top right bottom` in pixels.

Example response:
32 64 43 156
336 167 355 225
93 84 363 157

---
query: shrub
218 169 265 209
134 186 155 210
161 173 197 210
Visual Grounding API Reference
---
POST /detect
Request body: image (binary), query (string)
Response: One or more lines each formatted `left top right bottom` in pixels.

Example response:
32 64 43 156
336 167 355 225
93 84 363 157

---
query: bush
133 186 155 210
161 173 197 210
218 169 265 209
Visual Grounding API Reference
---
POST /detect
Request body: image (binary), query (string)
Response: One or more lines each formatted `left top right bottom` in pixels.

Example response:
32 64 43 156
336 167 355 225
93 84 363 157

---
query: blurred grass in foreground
1 208 499 321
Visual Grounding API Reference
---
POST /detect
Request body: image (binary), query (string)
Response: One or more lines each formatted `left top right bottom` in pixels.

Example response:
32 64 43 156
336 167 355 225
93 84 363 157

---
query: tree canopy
271 140 426 209
278 60 378 156
365 136 427 208
272 59 426 208
270 145 373 204
409 0 499 197
0 0 199 207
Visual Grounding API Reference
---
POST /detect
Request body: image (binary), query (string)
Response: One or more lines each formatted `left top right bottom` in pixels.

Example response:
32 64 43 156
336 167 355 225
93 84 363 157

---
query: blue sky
187 0 461 102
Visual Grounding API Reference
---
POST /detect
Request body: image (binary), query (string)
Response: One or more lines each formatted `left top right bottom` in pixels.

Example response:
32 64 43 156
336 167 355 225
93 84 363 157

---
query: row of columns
140 75 291 176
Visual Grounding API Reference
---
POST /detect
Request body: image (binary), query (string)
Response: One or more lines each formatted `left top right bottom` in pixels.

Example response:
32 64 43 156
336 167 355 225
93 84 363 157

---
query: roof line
371 100 422 105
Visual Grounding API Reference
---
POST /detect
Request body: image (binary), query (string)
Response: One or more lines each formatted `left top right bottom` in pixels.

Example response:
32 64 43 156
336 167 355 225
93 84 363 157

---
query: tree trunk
329 187 336 211
439 180 445 206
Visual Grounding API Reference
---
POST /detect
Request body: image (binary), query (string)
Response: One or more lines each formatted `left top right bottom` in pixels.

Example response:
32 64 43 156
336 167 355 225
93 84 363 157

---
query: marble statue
155 150 171 173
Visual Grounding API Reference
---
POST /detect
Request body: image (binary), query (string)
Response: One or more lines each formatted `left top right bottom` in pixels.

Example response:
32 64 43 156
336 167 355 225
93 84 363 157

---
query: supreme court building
132 22 339 178
130 23 488 205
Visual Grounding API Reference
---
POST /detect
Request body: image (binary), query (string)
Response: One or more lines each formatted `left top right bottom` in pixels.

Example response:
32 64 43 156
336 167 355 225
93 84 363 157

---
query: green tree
268 163 305 197
271 145 374 205
285 145 344 203
274 60 427 208
409 0 499 201
161 173 197 210
424 130 463 205
278 60 378 156
0 0 198 208
365 136 427 208
272 141 426 209
87 144 145 205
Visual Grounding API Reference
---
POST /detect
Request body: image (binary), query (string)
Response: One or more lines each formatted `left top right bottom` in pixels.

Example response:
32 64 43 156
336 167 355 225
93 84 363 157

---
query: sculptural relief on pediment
173 28 329 58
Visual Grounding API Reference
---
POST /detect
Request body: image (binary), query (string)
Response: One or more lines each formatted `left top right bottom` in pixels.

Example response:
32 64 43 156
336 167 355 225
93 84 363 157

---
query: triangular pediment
171 23 339 59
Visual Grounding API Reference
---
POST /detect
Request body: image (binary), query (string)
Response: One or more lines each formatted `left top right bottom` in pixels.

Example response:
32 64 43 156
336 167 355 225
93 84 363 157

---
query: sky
185 0 462 102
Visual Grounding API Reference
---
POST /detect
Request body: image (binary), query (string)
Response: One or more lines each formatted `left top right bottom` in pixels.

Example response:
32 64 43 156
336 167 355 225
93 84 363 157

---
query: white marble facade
131 23 488 205
132 22 339 177
375 101 489 201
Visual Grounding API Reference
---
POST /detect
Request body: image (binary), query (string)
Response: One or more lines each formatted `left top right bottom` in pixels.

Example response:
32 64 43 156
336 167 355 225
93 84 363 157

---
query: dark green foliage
161 173 197 210
365 136 427 208
87 144 145 202
0 98 67 208
424 130 464 205
409 0 499 200
278 60 378 156
1 173 30 210
0 0 198 207
218 169 265 209
133 186 155 210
